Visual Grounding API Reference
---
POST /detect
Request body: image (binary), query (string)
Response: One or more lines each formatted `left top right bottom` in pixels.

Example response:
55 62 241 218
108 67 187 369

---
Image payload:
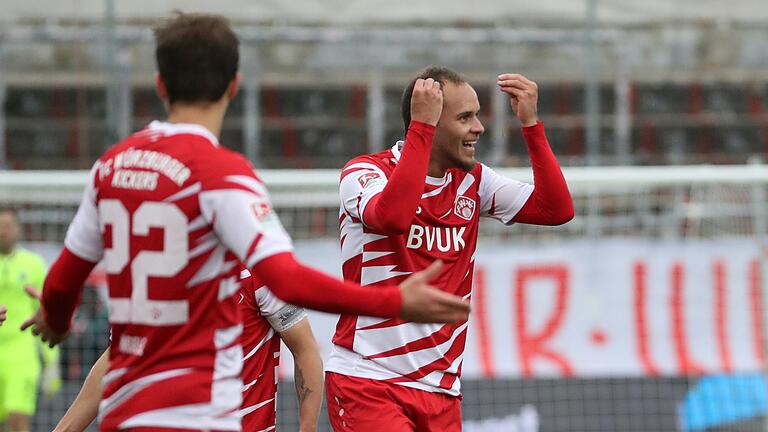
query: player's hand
20 307 68 348
24 284 41 299
498 73 539 127
0 305 6 326
398 260 470 323
410 78 443 126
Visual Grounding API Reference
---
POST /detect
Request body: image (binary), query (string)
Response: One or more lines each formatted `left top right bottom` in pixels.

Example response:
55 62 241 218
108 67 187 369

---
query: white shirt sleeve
200 174 293 267
478 164 535 225
254 286 307 333
339 162 388 224
64 162 104 262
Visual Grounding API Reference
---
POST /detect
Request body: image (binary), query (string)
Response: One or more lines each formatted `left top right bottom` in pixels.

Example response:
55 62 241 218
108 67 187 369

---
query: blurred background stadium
2 1 768 431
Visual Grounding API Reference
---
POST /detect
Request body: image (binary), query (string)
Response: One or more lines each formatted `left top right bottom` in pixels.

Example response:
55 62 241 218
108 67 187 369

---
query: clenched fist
497 73 539 127
410 78 443 126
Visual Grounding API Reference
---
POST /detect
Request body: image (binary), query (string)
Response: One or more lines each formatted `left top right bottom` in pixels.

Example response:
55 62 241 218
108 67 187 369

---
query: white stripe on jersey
164 181 202 203
454 173 476 199
218 276 242 301
224 175 269 197
189 232 219 259
102 368 127 388
99 368 194 420
421 173 453 199
360 265 411 286
214 345 243 380
339 215 364 264
342 162 387 176
365 324 467 373
239 398 274 417
188 215 208 231
355 316 390 330
243 328 276 361
215 324 243 349
117 377 242 431
362 250 396 262
352 322 444 354
188 245 227 287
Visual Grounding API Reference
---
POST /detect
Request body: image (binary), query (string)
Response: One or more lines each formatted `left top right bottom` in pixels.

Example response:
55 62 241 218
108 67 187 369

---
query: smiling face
430 81 485 175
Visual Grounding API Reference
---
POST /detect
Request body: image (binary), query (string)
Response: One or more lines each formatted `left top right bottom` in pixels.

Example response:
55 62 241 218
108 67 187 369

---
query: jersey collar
392 141 404 161
148 121 220 147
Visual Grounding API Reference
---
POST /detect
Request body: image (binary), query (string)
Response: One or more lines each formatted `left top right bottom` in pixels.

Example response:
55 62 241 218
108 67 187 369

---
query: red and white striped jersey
63 121 293 431
238 269 306 432
326 141 533 396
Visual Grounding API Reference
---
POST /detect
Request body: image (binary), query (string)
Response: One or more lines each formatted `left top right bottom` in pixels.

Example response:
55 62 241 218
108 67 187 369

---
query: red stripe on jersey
365 322 462 360
472 268 495 378
356 318 406 331
438 369 458 390
206 181 264 197
244 233 264 263
382 328 468 383
488 194 497 216
340 166 374 182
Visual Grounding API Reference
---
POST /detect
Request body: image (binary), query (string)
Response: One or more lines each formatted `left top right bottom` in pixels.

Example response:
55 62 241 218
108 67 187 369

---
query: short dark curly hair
154 13 240 104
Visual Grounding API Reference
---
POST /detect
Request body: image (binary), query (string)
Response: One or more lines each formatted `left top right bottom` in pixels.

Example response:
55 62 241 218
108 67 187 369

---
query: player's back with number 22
75 121 278 430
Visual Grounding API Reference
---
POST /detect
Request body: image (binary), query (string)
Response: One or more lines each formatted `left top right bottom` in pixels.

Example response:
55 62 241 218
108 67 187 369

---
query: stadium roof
4 0 768 26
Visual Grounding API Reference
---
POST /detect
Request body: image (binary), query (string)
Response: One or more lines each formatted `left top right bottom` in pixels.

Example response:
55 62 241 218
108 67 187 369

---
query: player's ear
226 73 241 100
155 73 169 102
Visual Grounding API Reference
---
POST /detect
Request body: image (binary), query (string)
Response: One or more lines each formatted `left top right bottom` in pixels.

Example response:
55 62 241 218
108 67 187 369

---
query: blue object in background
679 374 767 431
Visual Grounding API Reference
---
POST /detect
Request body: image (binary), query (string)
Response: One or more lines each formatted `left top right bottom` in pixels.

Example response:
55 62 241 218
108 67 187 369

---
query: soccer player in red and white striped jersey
21 15 468 432
238 270 323 432
325 67 574 431
51 271 322 432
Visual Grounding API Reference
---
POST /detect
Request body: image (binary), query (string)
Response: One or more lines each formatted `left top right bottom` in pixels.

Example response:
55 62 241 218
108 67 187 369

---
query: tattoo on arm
295 366 313 404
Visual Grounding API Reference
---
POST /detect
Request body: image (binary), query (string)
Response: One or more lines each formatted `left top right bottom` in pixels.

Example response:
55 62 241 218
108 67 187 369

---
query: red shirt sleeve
251 252 402 318
513 122 574 225
42 247 98 333
362 121 435 234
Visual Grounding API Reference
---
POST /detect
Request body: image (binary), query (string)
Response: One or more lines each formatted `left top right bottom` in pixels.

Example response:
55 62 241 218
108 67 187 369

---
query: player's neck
427 160 448 178
166 101 227 138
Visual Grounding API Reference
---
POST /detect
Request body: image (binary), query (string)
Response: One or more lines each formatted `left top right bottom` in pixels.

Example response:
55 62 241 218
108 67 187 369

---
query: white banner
281 238 767 379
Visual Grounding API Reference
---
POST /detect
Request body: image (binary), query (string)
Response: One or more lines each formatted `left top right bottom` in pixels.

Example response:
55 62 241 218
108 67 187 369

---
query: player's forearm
42 248 97 333
364 121 434 233
513 121 574 225
293 349 323 432
54 347 109 432
253 252 402 317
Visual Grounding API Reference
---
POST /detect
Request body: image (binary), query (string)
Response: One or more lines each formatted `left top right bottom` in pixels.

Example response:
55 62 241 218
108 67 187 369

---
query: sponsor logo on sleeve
357 172 383 189
251 202 272 220
454 196 476 221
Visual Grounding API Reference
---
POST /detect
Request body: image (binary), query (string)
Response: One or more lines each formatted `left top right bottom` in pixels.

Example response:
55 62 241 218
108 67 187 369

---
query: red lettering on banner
472 267 495 378
750 259 766 367
713 260 732 372
670 262 706 374
633 261 660 376
515 265 573 377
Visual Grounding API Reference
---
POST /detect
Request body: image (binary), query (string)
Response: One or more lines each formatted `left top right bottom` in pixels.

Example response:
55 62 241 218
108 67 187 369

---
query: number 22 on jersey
100 199 189 325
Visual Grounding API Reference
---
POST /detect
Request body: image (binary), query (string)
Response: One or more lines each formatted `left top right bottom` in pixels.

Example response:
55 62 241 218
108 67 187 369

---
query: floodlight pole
584 0 601 166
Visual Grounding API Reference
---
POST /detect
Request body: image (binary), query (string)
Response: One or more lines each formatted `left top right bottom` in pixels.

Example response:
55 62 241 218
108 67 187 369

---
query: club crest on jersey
454 196 476 221
251 202 272 220
357 172 382 189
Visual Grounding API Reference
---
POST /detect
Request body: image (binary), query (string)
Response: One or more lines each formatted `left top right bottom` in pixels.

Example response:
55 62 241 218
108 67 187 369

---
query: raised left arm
512 122 574 225
497 73 574 225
